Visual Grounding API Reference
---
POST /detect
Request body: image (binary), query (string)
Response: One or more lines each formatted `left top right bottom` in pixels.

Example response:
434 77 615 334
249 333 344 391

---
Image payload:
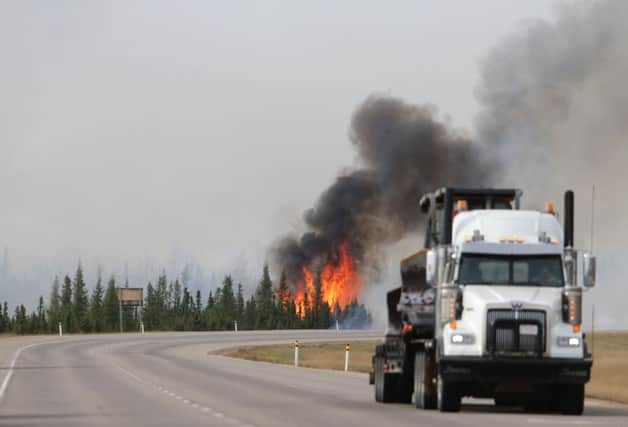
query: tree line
0 264 370 335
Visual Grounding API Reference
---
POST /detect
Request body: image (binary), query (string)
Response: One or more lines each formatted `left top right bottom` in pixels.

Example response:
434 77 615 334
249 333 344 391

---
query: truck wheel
557 384 584 415
374 357 398 403
524 399 551 413
494 397 517 407
414 352 426 409
414 352 437 409
396 375 413 404
374 357 383 402
437 374 461 412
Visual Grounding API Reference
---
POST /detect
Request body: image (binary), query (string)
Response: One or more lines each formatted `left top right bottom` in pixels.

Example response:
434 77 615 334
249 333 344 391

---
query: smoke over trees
272 96 491 285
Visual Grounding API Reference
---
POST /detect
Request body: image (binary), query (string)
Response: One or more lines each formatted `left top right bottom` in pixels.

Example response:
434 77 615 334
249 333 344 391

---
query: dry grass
587 332 628 403
221 341 377 373
221 333 628 404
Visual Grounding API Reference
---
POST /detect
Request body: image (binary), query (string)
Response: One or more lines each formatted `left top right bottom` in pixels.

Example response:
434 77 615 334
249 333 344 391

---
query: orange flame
294 241 361 318
294 266 315 318
321 241 361 310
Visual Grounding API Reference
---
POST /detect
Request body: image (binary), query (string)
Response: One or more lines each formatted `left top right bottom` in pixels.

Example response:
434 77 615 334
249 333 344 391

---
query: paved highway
1 331 627 426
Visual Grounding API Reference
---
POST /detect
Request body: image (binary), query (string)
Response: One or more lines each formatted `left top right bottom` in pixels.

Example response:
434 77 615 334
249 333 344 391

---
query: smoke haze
2 1 628 329
2 1 549 308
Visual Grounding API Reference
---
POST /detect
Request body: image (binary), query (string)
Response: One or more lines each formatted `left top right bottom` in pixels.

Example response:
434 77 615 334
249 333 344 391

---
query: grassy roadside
587 332 628 403
0 333 17 339
220 341 377 373
219 333 628 404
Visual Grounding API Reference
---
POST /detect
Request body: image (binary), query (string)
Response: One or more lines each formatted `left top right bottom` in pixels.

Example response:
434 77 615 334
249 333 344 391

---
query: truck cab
372 188 595 415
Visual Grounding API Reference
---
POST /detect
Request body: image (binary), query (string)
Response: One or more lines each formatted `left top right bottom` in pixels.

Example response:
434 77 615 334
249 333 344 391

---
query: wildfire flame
294 241 361 318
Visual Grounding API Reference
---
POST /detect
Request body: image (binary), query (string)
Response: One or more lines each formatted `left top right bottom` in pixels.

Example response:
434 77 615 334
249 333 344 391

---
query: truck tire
374 356 398 403
396 375 413 404
414 352 436 409
524 399 551 413
557 384 584 415
437 374 461 412
494 397 517 407
374 357 383 402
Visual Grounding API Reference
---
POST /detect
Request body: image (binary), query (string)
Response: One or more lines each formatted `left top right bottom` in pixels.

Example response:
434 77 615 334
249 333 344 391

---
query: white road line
116 364 253 426
0 339 65 403
116 365 151 386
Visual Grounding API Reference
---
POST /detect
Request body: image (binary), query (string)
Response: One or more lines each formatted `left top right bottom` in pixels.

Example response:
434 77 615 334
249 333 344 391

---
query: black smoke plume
272 95 491 283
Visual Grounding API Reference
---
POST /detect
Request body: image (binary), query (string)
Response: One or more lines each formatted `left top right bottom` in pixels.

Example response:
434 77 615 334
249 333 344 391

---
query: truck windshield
458 254 564 287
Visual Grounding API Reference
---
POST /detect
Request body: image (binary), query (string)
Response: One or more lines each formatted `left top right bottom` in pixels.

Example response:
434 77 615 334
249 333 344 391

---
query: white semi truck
371 188 594 415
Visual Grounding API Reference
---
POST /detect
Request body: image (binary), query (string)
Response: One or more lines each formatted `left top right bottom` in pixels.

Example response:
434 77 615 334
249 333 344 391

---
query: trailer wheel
557 384 584 415
437 374 461 412
414 352 436 409
374 356 398 403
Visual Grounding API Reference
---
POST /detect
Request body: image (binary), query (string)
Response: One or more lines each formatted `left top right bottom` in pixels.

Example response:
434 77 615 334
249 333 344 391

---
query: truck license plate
520 324 538 335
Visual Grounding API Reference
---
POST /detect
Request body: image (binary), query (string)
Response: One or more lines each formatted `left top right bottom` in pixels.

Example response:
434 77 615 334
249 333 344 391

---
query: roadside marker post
294 340 300 367
344 344 350 372
336 320 340 331
140 322 145 335
234 320 238 332
58 322 62 337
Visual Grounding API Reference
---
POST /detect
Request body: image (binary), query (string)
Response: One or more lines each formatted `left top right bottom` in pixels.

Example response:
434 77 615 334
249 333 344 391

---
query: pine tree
48 277 61 333
236 283 245 324
89 273 105 332
193 289 203 330
181 287 191 331
255 266 273 329
205 290 216 330
103 276 119 332
156 273 168 329
37 296 47 333
172 279 182 330
1 302 9 332
0 301 5 333
72 264 90 332
220 276 236 330
14 305 27 335
276 271 290 327
243 295 256 330
61 275 73 332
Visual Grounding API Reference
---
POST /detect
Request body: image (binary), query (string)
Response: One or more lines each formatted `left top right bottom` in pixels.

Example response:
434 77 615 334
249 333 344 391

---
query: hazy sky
1 1 553 301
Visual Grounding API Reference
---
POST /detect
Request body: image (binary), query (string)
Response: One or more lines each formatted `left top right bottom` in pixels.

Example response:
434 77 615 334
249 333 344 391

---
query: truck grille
487 309 546 356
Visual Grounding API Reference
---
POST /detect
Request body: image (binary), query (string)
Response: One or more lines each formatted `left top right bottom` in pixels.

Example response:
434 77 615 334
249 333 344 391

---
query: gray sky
1 1 552 302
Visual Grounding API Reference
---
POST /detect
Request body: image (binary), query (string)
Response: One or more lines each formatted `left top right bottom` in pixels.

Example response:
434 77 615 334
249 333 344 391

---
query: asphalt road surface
1 330 627 426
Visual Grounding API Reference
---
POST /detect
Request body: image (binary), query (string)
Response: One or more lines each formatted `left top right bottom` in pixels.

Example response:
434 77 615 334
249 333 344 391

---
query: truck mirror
583 253 596 288
426 250 437 286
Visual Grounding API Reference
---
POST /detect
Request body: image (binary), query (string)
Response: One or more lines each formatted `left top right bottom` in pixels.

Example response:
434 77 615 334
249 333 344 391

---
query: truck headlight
451 333 475 344
557 336 580 347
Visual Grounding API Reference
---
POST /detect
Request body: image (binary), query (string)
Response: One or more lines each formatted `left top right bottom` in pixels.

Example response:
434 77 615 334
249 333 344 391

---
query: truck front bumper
439 356 592 384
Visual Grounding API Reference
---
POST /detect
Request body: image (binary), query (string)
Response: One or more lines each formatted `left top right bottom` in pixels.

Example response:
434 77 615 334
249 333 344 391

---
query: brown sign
117 287 143 306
